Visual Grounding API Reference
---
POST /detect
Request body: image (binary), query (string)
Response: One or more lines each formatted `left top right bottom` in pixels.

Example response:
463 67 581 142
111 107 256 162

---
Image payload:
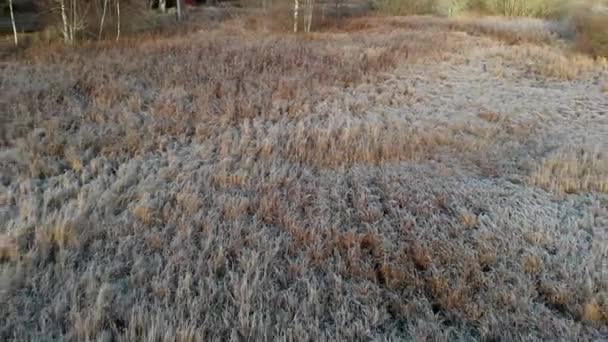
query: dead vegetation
530 147 608 194
1 16 607 341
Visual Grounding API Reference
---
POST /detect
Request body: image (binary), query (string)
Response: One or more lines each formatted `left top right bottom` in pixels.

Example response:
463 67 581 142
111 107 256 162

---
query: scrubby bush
435 0 470 16
379 0 436 15
571 1 608 57
380 0 569 17
482 0 558 17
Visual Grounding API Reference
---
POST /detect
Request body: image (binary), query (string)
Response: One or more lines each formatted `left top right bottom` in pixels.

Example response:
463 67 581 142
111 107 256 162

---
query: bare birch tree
262 0 268 31
303 0 308 32
159 0 167 13
308 1 314 32
176 0 183 21
99 0 109 39
293 0 299 32
56 0 88 44
71 0 76 40
8 0 18 45
304 0 314 32
58 0 71 43
116 0 121 41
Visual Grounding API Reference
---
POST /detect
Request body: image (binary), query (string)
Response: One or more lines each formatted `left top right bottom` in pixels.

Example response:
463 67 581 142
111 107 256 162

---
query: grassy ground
1 16 607 340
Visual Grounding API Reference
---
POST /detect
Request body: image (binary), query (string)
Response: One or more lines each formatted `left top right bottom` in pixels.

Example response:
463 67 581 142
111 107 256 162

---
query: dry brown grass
530 148 608 194
583 294 608 324
0 235 18 263
1 15 607 341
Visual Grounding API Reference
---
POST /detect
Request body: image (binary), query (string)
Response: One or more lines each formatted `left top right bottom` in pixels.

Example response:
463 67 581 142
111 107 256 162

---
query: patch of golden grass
507 45 597 80
64 147 83 173
133 205 156 225
538 282 571 309
478 248 497 269
36 221 79 251
0 235 18 262
274 119 534 168
522 254 543 274
533 52 597 80
497 291 517 307
530 148 608 194
478 111 501 123
582 293 608 324
221 194 253 220
410 244 433 271
524 231 550 246
459 210 478 228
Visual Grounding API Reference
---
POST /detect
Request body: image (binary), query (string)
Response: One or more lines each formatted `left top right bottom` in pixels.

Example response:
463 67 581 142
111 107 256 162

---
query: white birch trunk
160 0 166 13
70 0 76 41
99 0 108 39
116 0 121 41
306 0 314 32
59 0 70 43
304 0 308 32
8 0 18 45
176 0 182 21
309 3 313 32
293 0 299 33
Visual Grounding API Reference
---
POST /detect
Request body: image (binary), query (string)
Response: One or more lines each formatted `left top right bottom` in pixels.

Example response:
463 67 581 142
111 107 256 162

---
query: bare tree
293 0 299 32
334 0 344 18
116 0 121 41
8 0 18 45
99 0 109 39
261 0 268 31
303 0 308 32
71 0 76 39
56 0 89 44
159 0 166 13
304 0 314 32
58 0 71 43
176 0 183 21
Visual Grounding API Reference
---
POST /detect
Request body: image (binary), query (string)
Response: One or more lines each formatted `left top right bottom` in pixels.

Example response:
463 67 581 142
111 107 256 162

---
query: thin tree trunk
335 0 340 18
59 0 70 43
293 0 299 33
116 0 120 41
304 0 313 32
176 0 182 21
310 3 314 32
8 0 18 46
303 0 308 32
159 0 166 13
262 0 267 31
321 2 325 23
99 0 108 39
71 0 76 41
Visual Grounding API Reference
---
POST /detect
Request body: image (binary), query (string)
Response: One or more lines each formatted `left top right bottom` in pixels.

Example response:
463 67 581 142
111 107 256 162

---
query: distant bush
434 0 471 16
480 0 564 17
379 0 569 17
379 0 436 15
572 3 608 57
